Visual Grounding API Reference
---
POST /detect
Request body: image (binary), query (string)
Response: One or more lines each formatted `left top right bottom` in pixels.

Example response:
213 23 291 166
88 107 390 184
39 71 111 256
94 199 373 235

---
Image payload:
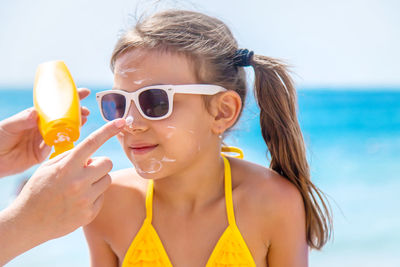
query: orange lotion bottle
33 60 81 158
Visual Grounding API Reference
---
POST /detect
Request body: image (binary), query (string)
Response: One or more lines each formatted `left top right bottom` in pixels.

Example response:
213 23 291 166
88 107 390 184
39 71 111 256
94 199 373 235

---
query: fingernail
113 118 125 128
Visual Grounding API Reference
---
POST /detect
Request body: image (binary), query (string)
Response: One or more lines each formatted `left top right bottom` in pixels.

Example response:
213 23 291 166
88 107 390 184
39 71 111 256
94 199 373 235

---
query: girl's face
113 49 218 179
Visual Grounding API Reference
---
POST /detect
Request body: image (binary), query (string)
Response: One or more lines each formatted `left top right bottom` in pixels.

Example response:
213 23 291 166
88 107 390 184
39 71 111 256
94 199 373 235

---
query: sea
1 87 399 267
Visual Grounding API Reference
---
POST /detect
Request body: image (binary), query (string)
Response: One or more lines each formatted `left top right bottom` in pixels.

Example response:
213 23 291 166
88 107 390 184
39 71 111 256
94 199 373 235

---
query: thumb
70 118 126 164
0 108 38 135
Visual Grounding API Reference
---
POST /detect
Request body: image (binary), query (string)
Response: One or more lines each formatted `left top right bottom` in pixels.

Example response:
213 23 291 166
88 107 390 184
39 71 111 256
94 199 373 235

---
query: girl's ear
209 91 242 135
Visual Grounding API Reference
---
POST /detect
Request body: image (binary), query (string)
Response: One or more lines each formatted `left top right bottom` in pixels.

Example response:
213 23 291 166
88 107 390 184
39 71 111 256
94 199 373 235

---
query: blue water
1 88 400 266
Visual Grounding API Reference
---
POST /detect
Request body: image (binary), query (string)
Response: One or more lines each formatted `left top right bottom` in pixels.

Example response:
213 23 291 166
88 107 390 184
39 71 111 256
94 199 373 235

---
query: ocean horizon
1 86 400 266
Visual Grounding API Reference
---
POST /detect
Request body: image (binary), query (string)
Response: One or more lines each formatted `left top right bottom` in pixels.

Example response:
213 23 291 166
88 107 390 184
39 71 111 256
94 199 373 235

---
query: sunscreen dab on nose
33 60 81 159
126 116 134 126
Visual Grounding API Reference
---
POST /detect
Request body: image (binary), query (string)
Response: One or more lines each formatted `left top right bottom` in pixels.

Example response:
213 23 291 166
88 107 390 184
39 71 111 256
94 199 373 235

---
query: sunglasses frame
96 84 227 121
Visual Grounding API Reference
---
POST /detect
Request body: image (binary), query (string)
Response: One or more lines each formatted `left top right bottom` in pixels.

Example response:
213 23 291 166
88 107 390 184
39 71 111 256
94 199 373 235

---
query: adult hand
0 88 91 178
0 118 126 265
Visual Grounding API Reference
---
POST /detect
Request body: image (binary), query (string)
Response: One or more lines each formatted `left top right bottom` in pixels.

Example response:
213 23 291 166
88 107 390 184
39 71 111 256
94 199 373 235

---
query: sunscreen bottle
33 60 81 158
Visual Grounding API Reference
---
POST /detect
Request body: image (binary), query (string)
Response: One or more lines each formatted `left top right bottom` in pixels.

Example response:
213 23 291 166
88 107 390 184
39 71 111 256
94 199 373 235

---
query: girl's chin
130 159 164 178
134 170 168 181
135 172 155 179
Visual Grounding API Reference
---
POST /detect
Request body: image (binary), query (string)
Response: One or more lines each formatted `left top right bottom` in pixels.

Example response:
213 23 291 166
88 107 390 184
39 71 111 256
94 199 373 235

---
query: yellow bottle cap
51 141 74 159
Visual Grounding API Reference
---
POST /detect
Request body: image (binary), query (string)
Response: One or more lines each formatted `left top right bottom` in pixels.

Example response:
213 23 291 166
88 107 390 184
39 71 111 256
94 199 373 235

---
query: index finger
70 119 126 163
78 88 90 101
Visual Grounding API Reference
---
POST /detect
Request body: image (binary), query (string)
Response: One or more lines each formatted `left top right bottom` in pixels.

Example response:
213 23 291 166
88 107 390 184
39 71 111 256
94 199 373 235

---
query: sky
0 0 399 89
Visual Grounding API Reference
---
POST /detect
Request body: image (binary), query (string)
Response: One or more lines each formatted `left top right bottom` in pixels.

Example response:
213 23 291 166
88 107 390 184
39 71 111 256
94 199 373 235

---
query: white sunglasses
96 84 227 121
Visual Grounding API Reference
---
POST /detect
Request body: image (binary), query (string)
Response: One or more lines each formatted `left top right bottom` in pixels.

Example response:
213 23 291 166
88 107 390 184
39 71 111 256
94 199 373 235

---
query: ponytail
251 54 332 249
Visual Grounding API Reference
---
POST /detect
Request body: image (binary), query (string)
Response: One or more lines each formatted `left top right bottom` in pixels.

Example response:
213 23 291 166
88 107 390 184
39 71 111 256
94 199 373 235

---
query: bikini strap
146 148 242 226
222 156 237 226
221 146 244 159
145 179 154 222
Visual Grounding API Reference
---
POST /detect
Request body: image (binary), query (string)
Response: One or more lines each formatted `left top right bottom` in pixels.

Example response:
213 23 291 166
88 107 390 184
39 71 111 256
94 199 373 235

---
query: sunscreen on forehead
33 60 81 158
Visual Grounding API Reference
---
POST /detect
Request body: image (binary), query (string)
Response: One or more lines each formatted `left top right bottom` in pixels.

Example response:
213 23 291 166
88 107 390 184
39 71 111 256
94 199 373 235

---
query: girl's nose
123 100 148 133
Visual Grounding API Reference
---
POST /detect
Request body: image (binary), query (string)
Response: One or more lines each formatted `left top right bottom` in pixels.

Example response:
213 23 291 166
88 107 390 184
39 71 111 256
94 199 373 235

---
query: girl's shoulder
84 168 148 243
230 157 305 236
101 168 148 221
231 157 303 202
108 168 148 196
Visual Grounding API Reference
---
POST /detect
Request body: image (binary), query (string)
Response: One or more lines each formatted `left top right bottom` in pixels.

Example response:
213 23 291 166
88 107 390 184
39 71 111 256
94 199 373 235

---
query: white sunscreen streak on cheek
165 126 176 139
165 127 196 139
161 156 176 162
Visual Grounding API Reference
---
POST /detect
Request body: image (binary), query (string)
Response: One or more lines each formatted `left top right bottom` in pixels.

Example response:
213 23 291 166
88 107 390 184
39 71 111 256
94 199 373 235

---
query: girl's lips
129 144 158 155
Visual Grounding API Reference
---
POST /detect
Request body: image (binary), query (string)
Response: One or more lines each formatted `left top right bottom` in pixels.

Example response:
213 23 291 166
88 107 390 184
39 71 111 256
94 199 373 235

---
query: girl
84 9 331 267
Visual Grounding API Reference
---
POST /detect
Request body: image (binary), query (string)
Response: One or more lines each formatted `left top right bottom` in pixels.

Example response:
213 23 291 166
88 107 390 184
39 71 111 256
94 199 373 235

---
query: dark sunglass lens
101 93 126 120
139 89 169 118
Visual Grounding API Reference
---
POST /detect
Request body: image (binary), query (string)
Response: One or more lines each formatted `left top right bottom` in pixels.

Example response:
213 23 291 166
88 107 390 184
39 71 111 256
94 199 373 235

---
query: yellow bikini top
122 147 256 266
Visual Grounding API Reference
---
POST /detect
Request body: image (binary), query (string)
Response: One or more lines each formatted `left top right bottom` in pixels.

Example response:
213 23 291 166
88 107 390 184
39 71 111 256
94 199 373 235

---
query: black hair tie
233 49 254 67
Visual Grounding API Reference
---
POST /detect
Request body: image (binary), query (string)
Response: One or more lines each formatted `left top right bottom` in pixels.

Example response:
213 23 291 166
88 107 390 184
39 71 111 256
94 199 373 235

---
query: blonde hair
111 9 332 249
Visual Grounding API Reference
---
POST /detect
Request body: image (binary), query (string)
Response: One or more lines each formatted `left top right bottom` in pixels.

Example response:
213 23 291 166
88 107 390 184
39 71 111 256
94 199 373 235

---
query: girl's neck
152 150 225 213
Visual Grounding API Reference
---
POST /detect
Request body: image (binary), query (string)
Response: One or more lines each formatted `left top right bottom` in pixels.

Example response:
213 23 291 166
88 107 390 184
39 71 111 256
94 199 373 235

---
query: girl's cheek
161 124 208 157
165 125 177 139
